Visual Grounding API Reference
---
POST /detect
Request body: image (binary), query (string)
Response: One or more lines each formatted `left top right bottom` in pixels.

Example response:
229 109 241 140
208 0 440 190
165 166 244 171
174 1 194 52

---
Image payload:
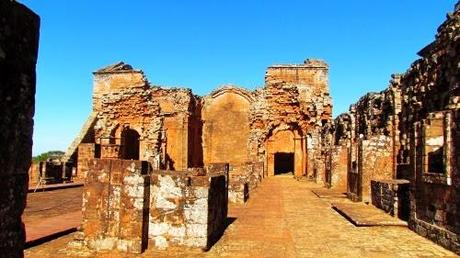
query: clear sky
21 0 457 155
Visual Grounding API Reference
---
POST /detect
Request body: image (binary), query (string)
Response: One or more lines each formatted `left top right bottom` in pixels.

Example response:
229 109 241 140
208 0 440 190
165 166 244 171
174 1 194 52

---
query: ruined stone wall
331 81 400 201
324 3 460 253
84 64 200 171
324 145 348 192
81 159 149 253
396 4 460 253
359 136 394 202
149 166 227 250
152 87 198 170
249 59 332 179
28 162 41 187
228 161 264 203
0 2 39 256
92 66 162 162
67 59 331 185
77 143 96 180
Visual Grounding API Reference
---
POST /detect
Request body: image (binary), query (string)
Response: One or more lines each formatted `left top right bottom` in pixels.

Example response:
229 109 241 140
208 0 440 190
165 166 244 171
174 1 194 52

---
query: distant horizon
21 0 457 155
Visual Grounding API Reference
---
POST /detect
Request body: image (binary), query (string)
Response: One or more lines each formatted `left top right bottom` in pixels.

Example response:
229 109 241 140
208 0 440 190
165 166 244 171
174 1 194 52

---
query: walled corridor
25 177 457 257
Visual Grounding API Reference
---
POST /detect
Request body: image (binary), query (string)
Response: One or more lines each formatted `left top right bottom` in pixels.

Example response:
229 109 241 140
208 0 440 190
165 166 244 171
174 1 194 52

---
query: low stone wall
228 161 264 203
371 179 410 221
149 165 228 250
409 216 460 255
325 145 347 192
81 159 150 253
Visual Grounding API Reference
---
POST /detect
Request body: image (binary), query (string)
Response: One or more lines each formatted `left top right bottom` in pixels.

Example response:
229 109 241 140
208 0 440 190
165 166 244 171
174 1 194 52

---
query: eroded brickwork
66 58 332 253
79 160 227 253
399 4 460 253
371 179 410 220
0 2 39 256
65 59 331 205
81 159 149 253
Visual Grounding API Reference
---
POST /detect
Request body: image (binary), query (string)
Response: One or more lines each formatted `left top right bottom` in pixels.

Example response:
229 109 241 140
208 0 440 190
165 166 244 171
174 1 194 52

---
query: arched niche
121 127 140 160
202 88 252 166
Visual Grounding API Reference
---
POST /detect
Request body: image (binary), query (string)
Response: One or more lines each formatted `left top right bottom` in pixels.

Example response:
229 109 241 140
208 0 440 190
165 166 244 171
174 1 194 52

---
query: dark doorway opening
274 152 294 175
121 128 140 160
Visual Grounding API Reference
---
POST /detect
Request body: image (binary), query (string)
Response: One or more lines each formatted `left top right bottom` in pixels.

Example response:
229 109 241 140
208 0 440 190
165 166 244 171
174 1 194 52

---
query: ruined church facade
65 59 332 183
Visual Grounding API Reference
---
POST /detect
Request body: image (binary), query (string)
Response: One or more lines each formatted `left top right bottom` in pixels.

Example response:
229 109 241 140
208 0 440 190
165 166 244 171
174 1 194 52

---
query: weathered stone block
81 159 149 254
148 165 228 250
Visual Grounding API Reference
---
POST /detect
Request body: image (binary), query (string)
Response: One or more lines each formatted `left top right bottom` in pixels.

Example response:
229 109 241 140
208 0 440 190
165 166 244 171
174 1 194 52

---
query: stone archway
266 129 305 177
121 128 140 160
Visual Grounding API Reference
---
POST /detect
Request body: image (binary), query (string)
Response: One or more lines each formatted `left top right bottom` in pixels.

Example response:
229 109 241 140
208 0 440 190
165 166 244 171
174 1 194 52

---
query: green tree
32 150 65 162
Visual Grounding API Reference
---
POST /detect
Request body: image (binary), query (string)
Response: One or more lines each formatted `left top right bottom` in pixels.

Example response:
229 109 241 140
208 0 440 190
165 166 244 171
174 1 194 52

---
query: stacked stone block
227 161 264 203
149 164 228 250
81 159 149 253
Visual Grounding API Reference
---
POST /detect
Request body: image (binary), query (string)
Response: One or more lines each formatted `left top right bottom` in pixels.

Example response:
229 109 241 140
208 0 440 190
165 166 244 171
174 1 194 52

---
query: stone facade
399 4 460 253
65 58 332 253
228 162 264 203
0 1 39 256
65 59 332 200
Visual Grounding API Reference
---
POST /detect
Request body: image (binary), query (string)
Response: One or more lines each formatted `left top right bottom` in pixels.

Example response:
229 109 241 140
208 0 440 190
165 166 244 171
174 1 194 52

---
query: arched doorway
266 129 305 177
121 128 140 160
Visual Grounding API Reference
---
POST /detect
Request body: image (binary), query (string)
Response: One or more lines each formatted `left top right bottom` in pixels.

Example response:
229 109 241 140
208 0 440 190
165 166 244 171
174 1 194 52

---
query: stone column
0 1 40 256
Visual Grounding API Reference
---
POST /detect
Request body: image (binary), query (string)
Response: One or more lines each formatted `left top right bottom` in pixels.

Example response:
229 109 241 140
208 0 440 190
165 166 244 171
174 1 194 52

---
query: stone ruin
322 3 460 253
63 3 460 254
77 159 227 252
59 59 332 252
3 0 460 255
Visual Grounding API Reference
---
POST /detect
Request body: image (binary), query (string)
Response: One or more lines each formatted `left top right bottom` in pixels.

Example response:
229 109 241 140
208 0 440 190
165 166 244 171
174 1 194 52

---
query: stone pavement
25 177 457 257
332 202 407 227
25 211 81 246
24 186 83 247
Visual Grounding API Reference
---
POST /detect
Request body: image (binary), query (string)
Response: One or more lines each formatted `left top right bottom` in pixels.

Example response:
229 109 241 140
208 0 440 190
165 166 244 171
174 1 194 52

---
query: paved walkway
25 177 457 257
24 186 83 247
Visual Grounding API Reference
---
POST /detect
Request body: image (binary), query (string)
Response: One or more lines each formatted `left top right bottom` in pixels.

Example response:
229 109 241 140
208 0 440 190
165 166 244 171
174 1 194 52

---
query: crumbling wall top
93 62 141 74
268 59 328 69
207 84 255 102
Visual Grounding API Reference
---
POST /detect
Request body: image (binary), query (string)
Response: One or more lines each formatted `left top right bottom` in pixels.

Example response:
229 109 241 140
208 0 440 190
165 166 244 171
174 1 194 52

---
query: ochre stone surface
202 89 251 166
24 178 457 257
65 59 331 183
51 2 460 255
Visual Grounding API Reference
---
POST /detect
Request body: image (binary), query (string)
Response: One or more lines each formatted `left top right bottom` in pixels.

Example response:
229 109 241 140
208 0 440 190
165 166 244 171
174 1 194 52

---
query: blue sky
21 0 456 155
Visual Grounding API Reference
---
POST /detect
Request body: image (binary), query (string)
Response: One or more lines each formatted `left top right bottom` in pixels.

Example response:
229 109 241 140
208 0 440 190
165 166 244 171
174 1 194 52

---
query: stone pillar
0 1 39 256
